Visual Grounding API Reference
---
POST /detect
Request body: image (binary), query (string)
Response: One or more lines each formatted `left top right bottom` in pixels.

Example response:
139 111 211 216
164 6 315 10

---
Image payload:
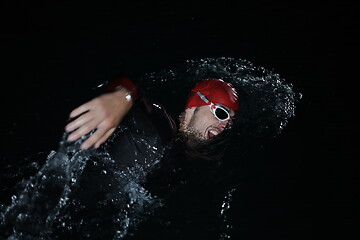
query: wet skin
180 105 235 141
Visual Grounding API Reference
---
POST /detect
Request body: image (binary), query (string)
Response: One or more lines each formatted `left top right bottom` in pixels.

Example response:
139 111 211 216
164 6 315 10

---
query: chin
179 128 208 146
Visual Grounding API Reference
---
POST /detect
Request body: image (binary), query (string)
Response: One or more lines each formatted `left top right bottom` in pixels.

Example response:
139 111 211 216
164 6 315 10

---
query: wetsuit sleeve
105 76 160 117
106 76 139 101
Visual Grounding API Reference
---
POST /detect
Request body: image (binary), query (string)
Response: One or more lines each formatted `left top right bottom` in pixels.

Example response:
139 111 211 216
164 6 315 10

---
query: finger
93 127 116 149
80 126 110 149
67 119 99 142
69 101 93 118
65 111 94 133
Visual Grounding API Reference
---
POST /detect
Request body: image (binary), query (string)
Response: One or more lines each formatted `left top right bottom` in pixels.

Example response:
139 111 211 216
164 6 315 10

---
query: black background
0 1 357 239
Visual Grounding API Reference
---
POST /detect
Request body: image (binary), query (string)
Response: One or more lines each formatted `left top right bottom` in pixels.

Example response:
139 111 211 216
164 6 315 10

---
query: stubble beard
179 113 208 148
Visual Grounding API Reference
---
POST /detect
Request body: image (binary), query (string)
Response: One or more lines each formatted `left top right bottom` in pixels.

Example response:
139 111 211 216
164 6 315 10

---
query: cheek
195 114 217 130
194 119 207 131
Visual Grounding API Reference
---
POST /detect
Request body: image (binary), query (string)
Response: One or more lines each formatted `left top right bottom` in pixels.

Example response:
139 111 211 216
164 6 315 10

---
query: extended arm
65 77 138 150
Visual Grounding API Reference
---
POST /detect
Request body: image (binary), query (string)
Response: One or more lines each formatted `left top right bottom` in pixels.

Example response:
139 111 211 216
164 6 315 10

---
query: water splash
219 187 236 240
138 57 301 238
141 57 301 139
0 127 164 240
1 57 301 239
0 132 94 239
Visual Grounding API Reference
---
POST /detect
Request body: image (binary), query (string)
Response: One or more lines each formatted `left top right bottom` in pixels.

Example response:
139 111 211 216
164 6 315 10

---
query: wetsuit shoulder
106 94 177 170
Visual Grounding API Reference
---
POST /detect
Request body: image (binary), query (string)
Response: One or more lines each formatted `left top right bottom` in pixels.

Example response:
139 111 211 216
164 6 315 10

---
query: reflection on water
0 57 300 239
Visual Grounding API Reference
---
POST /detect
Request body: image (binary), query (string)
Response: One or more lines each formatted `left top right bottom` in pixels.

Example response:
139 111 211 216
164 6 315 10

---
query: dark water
0 57 301 239
1 2 356 240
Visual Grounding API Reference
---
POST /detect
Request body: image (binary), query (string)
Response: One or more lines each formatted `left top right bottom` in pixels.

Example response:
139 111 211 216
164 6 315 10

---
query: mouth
205 128 220 140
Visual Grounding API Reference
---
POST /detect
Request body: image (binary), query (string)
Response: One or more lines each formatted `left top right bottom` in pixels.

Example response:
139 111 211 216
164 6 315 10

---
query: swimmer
65 77 239 153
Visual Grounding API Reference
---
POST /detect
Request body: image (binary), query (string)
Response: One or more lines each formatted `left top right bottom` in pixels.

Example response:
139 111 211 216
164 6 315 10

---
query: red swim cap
185 78 239 111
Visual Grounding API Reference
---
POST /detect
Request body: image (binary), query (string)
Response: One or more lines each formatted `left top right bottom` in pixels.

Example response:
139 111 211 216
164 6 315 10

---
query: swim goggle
197 91 233 121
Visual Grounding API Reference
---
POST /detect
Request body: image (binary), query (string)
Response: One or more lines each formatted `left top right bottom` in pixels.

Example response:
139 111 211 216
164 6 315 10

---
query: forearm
65 76 140 149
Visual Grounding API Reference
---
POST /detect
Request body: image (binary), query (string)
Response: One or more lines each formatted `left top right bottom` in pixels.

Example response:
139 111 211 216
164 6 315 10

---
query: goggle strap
197 91 209 104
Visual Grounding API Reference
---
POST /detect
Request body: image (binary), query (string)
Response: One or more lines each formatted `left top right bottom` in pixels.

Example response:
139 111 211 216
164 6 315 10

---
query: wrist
106 77 138 100
112 87 134 105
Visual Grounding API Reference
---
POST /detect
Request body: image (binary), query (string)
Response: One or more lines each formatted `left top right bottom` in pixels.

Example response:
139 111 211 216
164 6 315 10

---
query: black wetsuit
107 95 178 170
44 94 182 239
104 92 190 199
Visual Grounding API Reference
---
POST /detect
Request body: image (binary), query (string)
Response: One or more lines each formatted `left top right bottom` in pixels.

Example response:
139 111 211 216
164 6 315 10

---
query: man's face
179 105 235 141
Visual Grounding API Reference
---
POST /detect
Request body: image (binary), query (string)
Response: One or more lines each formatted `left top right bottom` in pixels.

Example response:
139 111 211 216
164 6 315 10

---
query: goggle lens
215 107 229 120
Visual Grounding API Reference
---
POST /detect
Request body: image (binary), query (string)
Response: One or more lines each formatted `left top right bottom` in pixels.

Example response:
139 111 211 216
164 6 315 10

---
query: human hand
65 88 133 149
